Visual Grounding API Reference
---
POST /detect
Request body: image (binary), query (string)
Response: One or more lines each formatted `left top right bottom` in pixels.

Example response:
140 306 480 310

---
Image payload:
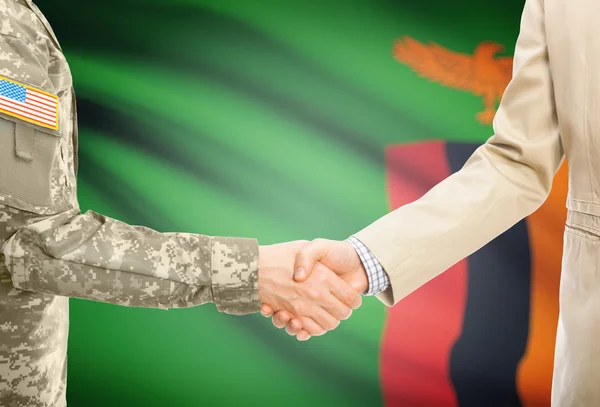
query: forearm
0 209 259 314
355 0 562 306
355 146 559 305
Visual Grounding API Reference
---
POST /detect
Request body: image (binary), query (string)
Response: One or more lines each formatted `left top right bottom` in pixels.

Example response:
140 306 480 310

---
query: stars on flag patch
0 76 59 131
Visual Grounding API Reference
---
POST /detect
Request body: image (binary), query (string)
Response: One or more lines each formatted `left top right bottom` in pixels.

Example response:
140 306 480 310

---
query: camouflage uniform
0 1 260 405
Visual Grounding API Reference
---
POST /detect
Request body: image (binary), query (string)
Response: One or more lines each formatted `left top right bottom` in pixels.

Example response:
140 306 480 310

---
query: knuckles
316 271 328 283
286 325 300 336
276 311 290 323
272 317 285 329
290 319 303 330
304 287 321 301
344 291 359 308
289 298 305 316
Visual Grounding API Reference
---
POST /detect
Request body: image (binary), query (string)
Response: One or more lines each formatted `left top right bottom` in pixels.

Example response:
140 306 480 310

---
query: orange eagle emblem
393 36 514 125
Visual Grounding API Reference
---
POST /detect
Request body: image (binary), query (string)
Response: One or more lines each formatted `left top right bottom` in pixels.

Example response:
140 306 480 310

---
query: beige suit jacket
354 0 600 405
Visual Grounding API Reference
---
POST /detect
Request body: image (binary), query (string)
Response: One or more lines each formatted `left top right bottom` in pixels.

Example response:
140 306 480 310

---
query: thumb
294 239 330 282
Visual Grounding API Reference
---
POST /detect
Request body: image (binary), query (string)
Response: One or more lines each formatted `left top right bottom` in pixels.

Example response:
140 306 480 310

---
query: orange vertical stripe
517 162 568 406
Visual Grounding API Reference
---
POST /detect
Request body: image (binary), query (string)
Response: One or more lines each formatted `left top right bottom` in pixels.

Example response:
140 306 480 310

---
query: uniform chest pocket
0 114 62 210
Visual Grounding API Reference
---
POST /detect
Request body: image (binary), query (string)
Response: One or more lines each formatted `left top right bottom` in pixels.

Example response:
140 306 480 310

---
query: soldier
0 0 363 405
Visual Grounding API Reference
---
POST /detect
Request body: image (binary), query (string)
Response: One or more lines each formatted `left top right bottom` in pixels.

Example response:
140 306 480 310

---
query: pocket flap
14 122 35 162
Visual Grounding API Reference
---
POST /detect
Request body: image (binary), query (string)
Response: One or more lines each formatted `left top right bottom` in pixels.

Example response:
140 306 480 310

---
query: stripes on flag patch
0 76 59 131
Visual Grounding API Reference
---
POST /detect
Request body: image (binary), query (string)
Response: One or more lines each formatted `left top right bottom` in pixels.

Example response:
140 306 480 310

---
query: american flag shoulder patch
0 75 59 131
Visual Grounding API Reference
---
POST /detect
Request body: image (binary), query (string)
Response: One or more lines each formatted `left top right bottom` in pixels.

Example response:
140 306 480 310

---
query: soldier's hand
258 241 362 338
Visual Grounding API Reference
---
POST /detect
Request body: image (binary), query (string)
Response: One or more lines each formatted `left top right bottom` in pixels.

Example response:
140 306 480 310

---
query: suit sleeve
354 0 564 306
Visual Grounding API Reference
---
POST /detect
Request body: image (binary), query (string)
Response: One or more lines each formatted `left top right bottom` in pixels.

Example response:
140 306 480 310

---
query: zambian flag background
37 0 563 406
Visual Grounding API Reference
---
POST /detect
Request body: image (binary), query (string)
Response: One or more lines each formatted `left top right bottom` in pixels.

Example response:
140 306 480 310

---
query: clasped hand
257 239 368 341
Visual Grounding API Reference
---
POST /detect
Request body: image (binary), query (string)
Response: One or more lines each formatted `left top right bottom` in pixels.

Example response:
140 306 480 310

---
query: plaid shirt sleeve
346 236 390 296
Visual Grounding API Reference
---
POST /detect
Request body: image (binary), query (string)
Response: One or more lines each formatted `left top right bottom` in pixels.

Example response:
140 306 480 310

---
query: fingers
327 271 362 310
286 264 359 334
270 311 320 339
291 289 346 332
302 303 340 332
285 319 312 341
309 262 361 317
272 310 292 329
322 299 353 322
260 303 274 317
262 239 362 340
269 306 334 339
297 330 311 341
294 239 331 282
294 317 326 337
282 317 319 340
270 311 327 338
285 317 303 336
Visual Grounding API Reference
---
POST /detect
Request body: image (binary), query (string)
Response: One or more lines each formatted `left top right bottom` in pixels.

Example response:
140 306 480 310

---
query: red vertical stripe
381 141 467 407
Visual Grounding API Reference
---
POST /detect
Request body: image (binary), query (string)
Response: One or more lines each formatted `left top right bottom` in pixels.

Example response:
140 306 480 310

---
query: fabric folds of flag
383 142 567 407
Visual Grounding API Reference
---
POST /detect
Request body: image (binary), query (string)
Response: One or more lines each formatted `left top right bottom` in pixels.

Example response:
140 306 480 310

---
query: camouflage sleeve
0 0 259 315
0 209 260 315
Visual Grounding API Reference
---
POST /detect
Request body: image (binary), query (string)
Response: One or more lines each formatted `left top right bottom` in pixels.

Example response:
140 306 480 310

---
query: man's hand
260 239 369 340
295 239 368 291
258 241 362 337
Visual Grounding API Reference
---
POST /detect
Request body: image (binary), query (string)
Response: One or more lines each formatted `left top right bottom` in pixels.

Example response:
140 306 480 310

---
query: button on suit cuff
210 237 260 315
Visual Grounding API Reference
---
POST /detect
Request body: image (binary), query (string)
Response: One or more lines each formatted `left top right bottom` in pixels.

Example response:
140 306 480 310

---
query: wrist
353 262 369 293
211 237 260 315
342 241 369 293
257 245 270 303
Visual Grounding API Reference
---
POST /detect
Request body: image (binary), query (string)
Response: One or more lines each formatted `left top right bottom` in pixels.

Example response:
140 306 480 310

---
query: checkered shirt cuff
346 236 390 296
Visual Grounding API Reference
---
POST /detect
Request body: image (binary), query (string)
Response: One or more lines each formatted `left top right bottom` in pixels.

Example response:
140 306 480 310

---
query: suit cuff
210 237 260 315
347 236 390 296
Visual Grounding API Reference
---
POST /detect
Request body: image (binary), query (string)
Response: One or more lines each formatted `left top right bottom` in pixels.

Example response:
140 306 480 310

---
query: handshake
257 239 370 341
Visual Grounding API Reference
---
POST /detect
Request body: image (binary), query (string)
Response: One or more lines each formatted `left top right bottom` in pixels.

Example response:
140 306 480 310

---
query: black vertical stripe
447 142 530 407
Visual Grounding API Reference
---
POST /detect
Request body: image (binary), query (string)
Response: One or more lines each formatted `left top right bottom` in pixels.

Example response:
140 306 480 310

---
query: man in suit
262 0 598 404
